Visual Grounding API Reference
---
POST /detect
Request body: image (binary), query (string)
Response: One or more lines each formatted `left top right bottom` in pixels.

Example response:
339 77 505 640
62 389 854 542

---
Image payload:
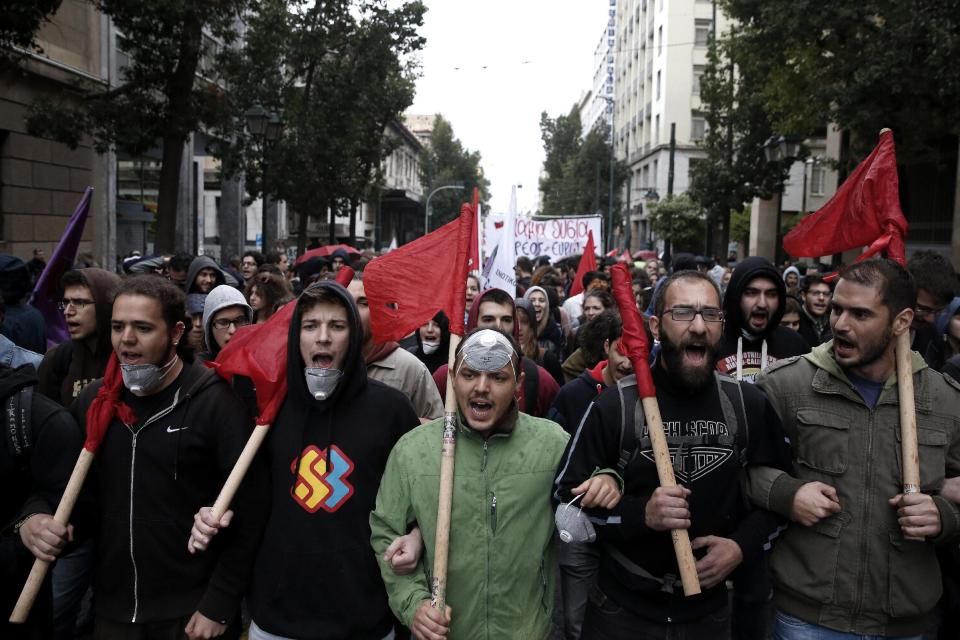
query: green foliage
421 114 490 227
538 105 628 218
214 0 426 248
648 194 706 254
1 0 63 62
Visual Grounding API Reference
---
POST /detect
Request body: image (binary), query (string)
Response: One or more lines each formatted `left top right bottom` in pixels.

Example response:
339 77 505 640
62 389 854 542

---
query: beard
834 324 892 371
659 330 718 390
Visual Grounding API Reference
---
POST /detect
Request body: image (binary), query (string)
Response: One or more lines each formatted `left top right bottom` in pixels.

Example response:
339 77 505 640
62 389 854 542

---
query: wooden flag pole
10 448 95 623
895 331 920 493
431 333 462 613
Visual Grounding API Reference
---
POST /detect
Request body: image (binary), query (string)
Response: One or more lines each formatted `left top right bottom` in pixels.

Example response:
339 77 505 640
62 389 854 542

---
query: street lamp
763 134 802 266
424 183 465 234
245 105 283 252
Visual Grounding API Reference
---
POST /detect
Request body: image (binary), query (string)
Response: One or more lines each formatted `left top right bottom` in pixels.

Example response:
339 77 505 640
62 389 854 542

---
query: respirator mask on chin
421 340 441 355
120 353 179 396
305 367 343 401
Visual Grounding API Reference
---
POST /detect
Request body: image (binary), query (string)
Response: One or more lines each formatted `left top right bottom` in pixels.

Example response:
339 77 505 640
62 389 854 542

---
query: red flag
84 355 136 453
783 129 908 265
568 230 598 297
610 263 656 398
365 202 475 342
468 187 480 272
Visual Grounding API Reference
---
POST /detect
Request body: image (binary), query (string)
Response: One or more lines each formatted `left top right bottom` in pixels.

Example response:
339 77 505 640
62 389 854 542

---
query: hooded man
797 274 833 348
371 328 571 640
782 266 801 298
432 288 560 418
201 285 253 361
0 254 46 354
186 256 227 295
347 275 444 421
409 311 451 374
716 256 809 383
70 275 269 639
38 268 121 407
190 281 420 639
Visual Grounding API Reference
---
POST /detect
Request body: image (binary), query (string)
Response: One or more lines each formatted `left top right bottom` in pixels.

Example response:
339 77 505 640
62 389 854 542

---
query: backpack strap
615 374 644 477
4 385 33 461
521 357 540 415
715 373 749 466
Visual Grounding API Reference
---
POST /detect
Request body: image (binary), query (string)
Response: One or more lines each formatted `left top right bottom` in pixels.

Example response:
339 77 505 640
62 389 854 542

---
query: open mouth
683 344 708 366
311 354 334 368
834 336 855 356
749 312 768 328
469 399 493 421
120 351 142 364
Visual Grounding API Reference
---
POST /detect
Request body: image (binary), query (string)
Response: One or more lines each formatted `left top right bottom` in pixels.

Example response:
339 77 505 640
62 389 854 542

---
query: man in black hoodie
716 256 809 382
186 256 227 295
1 362 84 640
190 281 420 639
72 275 268 639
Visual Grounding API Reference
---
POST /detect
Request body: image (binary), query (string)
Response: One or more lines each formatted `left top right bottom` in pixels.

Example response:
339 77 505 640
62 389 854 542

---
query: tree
539 106 628 221
214 0 426 252
647 194 706 255
421 114 490 227
27 0 247 253
1 0 62 62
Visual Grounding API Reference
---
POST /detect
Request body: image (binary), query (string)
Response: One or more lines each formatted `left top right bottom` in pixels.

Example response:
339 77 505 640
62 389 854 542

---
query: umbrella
294 244 361 266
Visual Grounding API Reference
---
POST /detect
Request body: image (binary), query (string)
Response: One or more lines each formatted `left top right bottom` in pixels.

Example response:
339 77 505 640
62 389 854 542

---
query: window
695 19 712 47
691 112 707 141
656 70 661 100
658 26 663 55
811 163 826 196
655 115 660 144
692 65 705 95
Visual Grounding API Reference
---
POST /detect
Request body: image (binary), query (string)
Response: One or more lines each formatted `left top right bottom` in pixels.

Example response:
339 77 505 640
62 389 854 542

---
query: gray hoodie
186 256 227 294
202 285 253 358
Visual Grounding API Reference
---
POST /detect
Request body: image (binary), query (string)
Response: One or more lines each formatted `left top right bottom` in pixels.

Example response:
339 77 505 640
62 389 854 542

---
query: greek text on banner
482 215 602 262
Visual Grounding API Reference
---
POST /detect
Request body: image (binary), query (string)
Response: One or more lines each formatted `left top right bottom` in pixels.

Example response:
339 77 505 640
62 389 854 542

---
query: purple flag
31 187 93 348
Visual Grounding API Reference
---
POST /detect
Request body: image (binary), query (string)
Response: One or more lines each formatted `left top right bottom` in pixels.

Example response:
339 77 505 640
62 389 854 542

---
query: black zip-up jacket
73 360 269 625
248 281 419 640
1 363 84 637
553 361 792 623
546 362 606 436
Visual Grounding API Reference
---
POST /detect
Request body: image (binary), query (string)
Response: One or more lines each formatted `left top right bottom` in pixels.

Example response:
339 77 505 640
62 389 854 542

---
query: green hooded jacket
370 408 569 640
749 341 960 636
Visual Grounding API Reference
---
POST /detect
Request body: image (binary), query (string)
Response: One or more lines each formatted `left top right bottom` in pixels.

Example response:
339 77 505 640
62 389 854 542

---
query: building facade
582 1 616 138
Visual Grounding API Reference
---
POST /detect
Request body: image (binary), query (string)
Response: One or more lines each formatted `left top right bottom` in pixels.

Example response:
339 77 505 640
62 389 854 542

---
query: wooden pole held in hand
896 332 920 494
431 334 461 613
641 397 701 596
10 448 95 623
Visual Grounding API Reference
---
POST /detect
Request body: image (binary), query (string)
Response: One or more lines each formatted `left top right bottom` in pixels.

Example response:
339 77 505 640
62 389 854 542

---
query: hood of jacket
75 268 122 359
186 256 226 294
524 285 550 330
724 256 787 339
804 339 928 387
936 297 960 337
412 310 451 372
285 280 366 409
782 265 801 284
0 361 38 399
202 284 253 358
514 298 537 337
465 288 521 343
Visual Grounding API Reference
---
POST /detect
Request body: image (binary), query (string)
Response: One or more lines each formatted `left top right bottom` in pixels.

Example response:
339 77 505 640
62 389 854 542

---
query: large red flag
783 129 908 265
210 267 355 426
365 203 475 342
610 263 656 398
468 187 480 272
568 230 598 297
83 355 136 453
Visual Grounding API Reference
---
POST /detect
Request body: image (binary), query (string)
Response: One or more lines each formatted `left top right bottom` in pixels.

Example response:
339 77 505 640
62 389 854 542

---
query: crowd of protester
2 241 960 640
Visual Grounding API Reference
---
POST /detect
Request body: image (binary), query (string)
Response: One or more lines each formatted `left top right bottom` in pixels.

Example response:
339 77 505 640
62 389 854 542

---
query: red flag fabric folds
783 129 908 265
610 263 656 398
365 202 475 342
569 230 598 297
84 355 136 453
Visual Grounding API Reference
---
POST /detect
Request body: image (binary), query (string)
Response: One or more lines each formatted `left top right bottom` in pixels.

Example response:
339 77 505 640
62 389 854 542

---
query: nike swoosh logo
166 426 189 433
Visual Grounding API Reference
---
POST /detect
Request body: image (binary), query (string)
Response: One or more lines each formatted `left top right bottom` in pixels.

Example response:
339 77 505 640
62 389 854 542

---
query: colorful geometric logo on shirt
290 444 355 513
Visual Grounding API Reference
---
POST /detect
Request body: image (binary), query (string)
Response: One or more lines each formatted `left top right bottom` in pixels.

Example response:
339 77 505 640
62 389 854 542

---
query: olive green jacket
749 341 960 636
370 408 569 640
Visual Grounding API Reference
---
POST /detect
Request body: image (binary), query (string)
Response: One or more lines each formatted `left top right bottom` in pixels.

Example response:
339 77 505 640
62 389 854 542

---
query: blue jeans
52 540 94 640
773 610 923 640
558 541 600 640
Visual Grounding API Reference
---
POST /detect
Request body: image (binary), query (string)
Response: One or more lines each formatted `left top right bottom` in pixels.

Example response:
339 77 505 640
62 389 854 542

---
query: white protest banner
482 187 518 294
482 215 603 263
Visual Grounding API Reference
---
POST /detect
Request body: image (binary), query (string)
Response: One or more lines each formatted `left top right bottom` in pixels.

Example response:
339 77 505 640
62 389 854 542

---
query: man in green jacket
370 328 571 640
749 259 960 638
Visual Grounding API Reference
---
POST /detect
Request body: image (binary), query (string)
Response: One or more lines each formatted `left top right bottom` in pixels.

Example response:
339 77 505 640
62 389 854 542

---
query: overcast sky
409 1 608 215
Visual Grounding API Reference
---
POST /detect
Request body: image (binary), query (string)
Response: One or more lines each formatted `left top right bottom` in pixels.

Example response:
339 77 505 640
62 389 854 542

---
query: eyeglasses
916 304 944 318
663 307 724 322
806 290 831 298
212 316 251 330
58 298 94 311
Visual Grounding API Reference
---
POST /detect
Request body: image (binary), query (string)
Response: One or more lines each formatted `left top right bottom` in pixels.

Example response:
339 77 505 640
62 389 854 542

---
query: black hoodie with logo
248 281 419 640
72 359 269 625
716 257 809 382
